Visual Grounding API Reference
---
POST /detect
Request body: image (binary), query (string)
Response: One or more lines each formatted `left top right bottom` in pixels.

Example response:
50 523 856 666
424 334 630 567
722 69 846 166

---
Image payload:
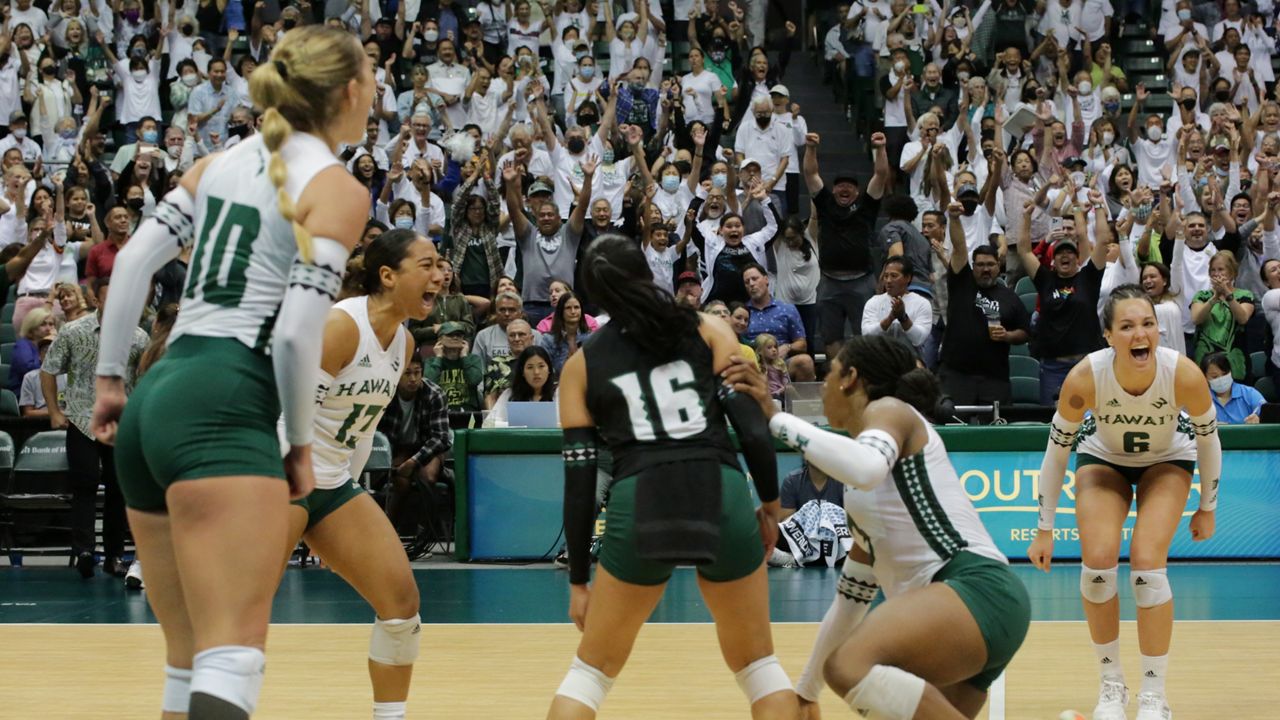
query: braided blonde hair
249 26 364 262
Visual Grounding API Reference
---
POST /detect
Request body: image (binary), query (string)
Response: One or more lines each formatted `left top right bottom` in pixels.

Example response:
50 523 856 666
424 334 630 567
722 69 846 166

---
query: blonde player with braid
89 26 375 720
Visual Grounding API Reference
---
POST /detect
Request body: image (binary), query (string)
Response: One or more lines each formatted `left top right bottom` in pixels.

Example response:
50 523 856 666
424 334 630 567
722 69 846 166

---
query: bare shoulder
178 153 221 196
863 396 925 450
1058 357 1096 418
297 166 370 245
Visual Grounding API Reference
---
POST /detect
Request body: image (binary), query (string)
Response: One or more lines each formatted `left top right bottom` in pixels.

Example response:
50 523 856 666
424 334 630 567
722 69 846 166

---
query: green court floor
1 562 1277 624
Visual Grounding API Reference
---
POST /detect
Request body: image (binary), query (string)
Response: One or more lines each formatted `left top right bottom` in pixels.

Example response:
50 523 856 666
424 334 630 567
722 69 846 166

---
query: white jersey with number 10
170 132 340 352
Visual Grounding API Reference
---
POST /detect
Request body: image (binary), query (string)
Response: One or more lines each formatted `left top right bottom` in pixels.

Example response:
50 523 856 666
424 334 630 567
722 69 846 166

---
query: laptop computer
506 401 560 428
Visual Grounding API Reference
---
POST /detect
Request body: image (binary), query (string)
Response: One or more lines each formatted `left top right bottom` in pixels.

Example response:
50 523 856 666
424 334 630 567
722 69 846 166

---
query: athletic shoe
552 549 568 569
75 551 95 579
767 547 800 568
1135 691 1172 720
1092 679 1129 720
104 556 128 577
125 560 144 590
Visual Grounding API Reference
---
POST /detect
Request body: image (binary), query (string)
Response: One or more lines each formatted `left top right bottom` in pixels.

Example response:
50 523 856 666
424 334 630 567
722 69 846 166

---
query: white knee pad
555 656 615 711
1131 568 1172 608
162 664 192 714
734 654 793 704
1080 565 1119 604
843 664 926 720
189 645 265 715
369 615 422 666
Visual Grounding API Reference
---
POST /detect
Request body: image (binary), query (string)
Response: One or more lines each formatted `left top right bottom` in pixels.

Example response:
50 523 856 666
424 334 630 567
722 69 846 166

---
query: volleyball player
90 26 374 719
548 234 799 719
724 335 1031 720
275 230 443 720
1029 284 1221 720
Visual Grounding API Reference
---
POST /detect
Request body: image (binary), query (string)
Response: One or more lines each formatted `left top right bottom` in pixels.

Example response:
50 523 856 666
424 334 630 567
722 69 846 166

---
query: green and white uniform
116 132 342 511
285 297 406 527
1075 346 1197 476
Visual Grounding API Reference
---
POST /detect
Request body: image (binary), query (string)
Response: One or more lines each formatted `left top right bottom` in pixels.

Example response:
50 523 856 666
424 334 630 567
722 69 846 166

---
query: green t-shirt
459 244 491 290
424 353 484 412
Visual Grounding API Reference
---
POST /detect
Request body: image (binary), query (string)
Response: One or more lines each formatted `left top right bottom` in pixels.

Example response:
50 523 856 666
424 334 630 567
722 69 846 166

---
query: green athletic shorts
598 465 763 586
116 336 286 512
932 551 1031 691
291 478 366 530
1077 454 1196 485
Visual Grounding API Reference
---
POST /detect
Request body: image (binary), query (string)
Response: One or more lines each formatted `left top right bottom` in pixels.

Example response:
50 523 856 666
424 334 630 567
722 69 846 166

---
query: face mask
755 114 770 128
131 69 147 82
11 128 26 140
661 175 680 192
167 143 181 158
424 29 439 42
41 65 55 76
131 46 147 58
566 136 586 154
182 72 199 87
1104 101 1119 114
630 81 646 91
124 9 140 22
1147 125 1163 142
712 172 727 189
281 18 296 30
1209 375 1233 394
1102 130 1115 145
1177 8 1192 20
1180 97 1197 111
620 27 635 40
228 123 249 139
182 23 195 35
141 129 159 144
894 61 906 74
1078 80 1092 95
579 65 595 79
602 149 615 164
957 71 970 82
59 127 76 139
1022 88 1038 103
126 197 145 210
674 160 692 175
1070 171 1086 186
709 49 726 63
1215 89 1231 103
954 16 967 28
395 216 415 230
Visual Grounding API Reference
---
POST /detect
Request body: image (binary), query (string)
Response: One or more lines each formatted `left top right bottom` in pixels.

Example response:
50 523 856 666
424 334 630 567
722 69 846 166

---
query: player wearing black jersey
546 234 798 720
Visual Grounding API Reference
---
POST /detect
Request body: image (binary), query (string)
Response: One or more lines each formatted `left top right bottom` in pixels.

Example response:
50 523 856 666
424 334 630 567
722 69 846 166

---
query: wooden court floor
3 620 1276 718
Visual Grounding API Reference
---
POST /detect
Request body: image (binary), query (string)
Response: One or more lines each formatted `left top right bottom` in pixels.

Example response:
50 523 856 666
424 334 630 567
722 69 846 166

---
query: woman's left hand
568 583 590 631
1190 509 1215 542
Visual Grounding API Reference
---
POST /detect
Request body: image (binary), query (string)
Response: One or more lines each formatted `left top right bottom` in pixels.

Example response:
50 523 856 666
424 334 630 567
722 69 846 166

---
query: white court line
988 673 1005 720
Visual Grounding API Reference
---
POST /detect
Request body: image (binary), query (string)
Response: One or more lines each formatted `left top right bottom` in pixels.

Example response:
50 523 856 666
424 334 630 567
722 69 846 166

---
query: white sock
373 700 407 719
1140 654 1168 696
1094 639 1123 682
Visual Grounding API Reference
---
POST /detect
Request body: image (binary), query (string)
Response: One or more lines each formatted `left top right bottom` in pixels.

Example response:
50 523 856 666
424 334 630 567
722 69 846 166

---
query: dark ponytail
582 233 700 358
837 335 940 417
361 228 420 296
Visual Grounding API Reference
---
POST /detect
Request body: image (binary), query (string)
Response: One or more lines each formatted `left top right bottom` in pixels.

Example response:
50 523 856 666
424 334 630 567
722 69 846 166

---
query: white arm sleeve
274 236 350 447
795 559 879 701
96 187 195 378
768 413 899 492
1189 407 1220 511
1037 412 1081 531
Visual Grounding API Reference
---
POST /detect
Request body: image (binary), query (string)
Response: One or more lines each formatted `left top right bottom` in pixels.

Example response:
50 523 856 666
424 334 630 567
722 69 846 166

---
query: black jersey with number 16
582 322 740 479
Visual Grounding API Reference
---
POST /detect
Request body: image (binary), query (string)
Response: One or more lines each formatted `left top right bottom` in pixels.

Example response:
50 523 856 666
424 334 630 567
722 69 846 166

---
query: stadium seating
0 431 71 556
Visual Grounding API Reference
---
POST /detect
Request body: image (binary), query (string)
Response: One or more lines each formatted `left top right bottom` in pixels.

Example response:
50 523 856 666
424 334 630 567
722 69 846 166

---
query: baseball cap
440 321 469 336
769 84 790 98
1052 239 1079 256
1211 137 1230 152
832 173 860 186
740 157 762 170
1061 156 1087 169
9 110 26 123
677 271 700 287
528 180 554 196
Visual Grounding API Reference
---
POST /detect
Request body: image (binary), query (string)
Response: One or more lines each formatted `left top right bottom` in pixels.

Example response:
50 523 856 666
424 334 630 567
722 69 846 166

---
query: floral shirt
42 313 148 438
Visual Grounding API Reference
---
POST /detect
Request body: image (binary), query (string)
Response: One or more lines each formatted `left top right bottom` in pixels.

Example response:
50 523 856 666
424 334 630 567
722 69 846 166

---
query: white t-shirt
1133 135 1177 187
588 156 634 223
20 368 64 411
507 19 545 56
608 36 656 81
1078 0 1112 42
549 137 604 218
115 58 162 124
644 243 680 295
680 69 723 125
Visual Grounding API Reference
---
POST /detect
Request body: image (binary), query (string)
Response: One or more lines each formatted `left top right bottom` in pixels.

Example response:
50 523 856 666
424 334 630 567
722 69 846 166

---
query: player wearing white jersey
1029 284 1222 720
277 230 443 720
90 27 375 720
725 335 1031 720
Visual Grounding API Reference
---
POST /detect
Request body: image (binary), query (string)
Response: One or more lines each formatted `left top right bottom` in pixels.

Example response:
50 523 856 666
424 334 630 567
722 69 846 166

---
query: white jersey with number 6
301 296 406 490
171 132 340 352
1074 346 1196 467
844 407 1006 599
